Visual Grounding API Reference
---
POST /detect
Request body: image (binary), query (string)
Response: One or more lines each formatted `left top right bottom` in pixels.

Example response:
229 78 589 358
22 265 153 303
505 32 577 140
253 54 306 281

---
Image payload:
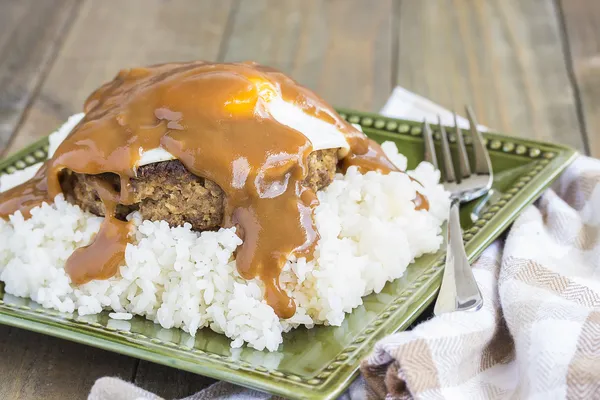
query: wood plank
2 0 234 397
6 0 235 155
559 0 600 156
396 0 585 152
0 0 79 154
0 325 134 400
221 0 394 111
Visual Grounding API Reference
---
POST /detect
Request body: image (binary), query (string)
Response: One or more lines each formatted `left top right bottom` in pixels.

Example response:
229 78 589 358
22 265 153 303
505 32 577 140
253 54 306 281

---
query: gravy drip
0 61 427 318
0 162 50 219
65 179 131 284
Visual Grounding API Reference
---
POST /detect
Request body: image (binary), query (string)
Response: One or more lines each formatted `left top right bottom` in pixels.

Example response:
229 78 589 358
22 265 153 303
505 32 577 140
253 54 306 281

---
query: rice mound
0 117 449 351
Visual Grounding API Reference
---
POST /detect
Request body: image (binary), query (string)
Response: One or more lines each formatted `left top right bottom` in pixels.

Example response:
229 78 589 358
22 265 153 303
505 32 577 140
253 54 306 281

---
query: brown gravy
0 61 428 318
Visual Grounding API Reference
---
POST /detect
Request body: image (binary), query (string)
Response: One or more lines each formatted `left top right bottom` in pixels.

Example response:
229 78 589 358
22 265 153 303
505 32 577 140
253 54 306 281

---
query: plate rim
0 109 578 399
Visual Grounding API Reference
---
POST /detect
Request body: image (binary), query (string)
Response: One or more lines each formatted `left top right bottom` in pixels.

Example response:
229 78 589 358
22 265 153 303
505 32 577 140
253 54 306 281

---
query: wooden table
0 0 598 398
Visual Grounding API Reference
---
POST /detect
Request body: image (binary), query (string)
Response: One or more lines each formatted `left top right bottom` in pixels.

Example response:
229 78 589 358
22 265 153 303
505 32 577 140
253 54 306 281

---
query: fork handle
434 200 483 316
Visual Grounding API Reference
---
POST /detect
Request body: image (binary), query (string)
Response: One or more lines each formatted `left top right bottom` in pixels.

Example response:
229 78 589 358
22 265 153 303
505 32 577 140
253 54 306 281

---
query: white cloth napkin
90 89 599 400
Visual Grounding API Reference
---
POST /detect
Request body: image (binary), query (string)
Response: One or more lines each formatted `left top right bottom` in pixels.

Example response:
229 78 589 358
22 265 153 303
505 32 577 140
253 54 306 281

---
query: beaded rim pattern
0 111 576 398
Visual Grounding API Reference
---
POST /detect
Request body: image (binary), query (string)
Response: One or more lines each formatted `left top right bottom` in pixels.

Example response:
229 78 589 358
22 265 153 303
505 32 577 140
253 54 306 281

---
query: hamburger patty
60 149 338 231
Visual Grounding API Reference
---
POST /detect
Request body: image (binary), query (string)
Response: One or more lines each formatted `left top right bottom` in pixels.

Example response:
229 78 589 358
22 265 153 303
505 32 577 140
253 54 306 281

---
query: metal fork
423 106 493 315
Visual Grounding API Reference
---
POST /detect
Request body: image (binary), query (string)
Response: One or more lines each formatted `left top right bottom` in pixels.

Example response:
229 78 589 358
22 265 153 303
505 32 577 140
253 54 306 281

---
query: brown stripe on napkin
392 339 440 392
560 171 600 210
575 224 600 251
479 320 514 371
510 258 600 307
361 360 393 399
566 311 600 399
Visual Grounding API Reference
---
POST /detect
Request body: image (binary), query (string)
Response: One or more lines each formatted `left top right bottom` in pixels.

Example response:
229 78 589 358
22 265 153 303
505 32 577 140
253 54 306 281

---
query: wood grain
0 0 78 154
5 0 235 155
0 325 134 400
559 0 600 156
221 0 394 111
396 0 585 151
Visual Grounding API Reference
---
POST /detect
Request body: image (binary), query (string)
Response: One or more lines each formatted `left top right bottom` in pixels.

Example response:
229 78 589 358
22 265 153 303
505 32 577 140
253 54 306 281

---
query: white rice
0 117 449 351
108 312 133 320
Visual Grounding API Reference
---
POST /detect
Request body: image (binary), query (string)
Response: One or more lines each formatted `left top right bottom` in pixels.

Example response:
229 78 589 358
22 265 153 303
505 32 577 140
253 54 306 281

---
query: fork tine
454 112 471 179
465 106 492 175
438 115 456 182
422 119 438 169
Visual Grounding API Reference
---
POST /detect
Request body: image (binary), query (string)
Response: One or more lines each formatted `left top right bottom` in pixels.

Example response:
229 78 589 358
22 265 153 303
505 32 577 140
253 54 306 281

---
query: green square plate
0 109 577 399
